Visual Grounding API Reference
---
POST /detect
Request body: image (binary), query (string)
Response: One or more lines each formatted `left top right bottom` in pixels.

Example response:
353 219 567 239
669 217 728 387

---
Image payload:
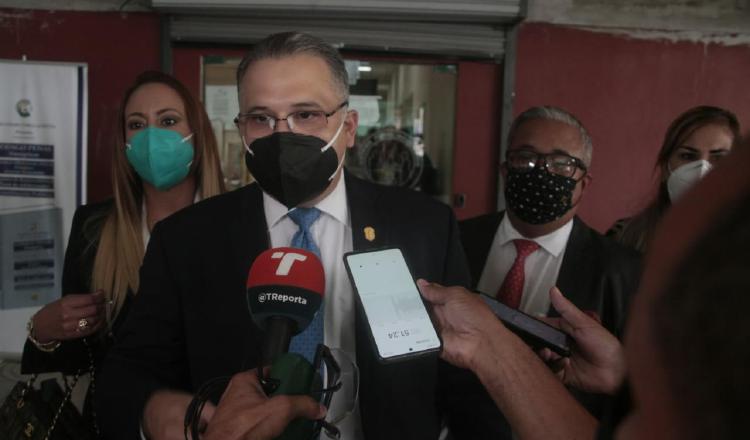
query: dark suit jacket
461 212 640 335
96 173 471 440
444 211 641 439
21 200 131 376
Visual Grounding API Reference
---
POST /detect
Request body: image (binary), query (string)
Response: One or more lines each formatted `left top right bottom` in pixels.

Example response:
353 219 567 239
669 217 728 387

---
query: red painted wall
452 61 502 220
6 12 745 230
0 8 161 203
514 23 750 232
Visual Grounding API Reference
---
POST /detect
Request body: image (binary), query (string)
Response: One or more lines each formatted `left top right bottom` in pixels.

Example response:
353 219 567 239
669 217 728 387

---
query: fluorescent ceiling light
358 65 372 72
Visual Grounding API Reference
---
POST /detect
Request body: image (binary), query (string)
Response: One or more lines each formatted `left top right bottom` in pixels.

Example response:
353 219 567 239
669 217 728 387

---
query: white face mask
667 160 712 202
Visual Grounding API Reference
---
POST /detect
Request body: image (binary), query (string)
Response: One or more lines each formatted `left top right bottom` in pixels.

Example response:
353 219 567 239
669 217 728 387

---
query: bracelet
27 314 61 353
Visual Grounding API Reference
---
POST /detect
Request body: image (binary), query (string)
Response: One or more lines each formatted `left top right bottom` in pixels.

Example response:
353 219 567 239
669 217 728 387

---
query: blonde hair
615 106 740 253
92 71 225 327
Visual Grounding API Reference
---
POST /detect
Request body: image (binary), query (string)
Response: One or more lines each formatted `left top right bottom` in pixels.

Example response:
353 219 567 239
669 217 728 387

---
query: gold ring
77 318 89 331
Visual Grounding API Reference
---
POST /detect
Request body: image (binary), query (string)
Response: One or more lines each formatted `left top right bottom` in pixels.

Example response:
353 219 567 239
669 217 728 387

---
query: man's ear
344 110 359 149
579 172 593 194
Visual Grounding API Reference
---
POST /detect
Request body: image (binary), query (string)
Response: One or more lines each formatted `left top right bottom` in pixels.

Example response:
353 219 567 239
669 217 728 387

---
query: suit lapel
465 211 505 288
344 172 389 429
552 217 594 314
233 184 271 340
238 183 271 263
213 184 270 371
345 172 387 251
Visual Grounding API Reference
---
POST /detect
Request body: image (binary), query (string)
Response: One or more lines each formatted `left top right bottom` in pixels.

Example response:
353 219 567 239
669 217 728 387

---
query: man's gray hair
236 31 349 99
508 106 593 167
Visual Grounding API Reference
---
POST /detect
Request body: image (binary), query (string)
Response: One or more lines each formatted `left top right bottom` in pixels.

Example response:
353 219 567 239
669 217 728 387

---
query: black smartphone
344 248 442 363
479 293 571 357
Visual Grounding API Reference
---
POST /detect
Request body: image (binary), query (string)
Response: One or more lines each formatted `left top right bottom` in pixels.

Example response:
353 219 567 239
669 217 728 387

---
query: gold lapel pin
364 226 376 242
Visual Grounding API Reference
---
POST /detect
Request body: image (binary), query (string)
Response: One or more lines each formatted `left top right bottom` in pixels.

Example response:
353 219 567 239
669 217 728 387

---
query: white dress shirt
477 215 573 317
263 176 364 440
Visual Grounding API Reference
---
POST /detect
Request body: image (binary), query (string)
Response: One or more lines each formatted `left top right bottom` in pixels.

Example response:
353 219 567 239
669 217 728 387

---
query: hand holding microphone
203 370 326 440
189 247 330 440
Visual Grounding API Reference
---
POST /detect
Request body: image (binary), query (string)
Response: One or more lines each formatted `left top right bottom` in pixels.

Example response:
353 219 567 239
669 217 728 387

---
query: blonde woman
21 71 225 393
608 106 740 252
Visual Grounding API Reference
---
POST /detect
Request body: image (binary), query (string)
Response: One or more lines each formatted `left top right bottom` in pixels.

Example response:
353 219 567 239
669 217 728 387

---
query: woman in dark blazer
20 71 226 414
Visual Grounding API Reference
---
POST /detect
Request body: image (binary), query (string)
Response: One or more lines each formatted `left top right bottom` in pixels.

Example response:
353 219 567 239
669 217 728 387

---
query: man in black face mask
448 106 641 439
97 32 473 440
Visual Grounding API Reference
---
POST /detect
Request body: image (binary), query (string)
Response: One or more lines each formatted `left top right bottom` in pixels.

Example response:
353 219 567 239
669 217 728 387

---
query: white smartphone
344 247 442 363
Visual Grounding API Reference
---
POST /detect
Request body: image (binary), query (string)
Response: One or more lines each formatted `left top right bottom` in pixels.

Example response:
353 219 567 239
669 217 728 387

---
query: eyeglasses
312 346 359 440
506 149 587 179
256 345 358 440
184 346 357 440
234 101 349 139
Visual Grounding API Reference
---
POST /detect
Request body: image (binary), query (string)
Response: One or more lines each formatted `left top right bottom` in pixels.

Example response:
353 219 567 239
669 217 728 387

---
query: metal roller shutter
152 0 524 59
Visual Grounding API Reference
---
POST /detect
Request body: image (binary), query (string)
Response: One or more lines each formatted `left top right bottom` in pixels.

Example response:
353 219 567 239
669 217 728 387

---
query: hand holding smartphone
479 293 571 357
344 247 570 362
344 248 441 363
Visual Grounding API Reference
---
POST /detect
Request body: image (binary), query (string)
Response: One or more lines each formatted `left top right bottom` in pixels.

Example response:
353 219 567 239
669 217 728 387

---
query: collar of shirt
498 213 574 258
263 174 350 230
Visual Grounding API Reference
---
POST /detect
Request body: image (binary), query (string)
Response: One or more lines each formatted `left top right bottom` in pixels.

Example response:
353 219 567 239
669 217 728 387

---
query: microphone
185 249 325 440
246 247 325 366
243 248 334 440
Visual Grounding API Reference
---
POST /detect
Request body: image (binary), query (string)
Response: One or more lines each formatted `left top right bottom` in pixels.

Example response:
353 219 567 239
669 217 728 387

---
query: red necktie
496 239 540 309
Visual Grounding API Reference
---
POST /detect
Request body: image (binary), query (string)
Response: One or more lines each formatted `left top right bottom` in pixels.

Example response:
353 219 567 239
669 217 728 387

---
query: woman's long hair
91 71 226 327
616 106 740 252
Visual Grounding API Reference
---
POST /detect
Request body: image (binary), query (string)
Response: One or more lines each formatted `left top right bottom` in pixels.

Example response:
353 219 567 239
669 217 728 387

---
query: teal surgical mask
126 127 194 191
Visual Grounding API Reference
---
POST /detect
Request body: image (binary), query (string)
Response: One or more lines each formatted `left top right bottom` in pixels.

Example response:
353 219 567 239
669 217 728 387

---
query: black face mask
245 132 341 209
505 167 578 225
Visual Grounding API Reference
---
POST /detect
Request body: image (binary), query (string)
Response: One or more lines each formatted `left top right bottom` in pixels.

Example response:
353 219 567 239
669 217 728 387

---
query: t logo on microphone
246 247 325 336
271 251 308 276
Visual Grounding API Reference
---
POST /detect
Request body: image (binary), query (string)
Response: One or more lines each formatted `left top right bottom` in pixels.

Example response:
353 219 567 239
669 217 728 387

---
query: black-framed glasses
234 101 349 138
256 345 358 440
184 345 358 440
506 149 587 179
312 346 359 440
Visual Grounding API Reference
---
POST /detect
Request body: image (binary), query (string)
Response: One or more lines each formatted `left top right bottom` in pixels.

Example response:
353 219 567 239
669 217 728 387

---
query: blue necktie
287 207 323 362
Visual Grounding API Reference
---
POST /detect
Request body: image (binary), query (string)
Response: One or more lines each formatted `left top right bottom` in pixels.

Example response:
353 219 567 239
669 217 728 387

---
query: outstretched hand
537 287 626 395
417 279 507 371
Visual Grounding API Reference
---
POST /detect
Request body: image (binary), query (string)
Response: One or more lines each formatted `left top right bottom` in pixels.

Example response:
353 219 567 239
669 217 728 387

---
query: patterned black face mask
505 167 578 225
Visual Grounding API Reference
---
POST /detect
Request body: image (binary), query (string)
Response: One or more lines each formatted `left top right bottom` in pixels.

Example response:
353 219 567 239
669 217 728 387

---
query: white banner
0 60 87 357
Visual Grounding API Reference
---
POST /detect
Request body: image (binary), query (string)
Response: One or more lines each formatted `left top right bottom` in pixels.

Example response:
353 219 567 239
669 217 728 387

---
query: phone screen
345 248 441 361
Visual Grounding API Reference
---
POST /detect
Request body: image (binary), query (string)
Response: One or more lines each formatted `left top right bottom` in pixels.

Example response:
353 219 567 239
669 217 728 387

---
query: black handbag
0 341 98 440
